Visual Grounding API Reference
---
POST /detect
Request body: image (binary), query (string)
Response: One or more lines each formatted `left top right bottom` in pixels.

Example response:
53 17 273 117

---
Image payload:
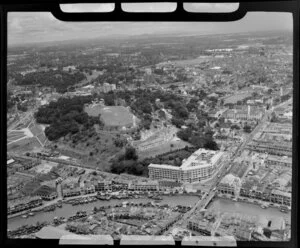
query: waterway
7 195 199 230
207 198 291 224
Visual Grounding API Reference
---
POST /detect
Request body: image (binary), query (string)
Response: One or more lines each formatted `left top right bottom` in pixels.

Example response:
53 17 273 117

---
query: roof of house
220 174 241 186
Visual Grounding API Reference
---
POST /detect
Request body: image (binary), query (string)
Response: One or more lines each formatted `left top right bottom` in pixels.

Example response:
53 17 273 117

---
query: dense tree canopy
16 70 86 93
177 127 219 150
35 95 101 141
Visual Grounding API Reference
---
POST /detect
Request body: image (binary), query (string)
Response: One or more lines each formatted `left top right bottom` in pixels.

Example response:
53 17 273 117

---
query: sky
7 3 293 46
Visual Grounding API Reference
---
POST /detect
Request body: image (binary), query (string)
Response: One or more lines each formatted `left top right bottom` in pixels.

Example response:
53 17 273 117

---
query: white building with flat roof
149 149 225 183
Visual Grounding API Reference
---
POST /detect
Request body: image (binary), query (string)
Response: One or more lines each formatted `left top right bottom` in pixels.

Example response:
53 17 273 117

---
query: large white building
148 149 225 183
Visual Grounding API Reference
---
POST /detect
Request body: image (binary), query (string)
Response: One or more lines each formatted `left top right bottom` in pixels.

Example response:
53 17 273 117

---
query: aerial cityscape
6 13 293 243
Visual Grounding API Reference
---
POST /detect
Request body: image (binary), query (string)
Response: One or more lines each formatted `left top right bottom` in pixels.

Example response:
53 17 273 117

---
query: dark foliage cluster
177 127 219 151
34 96 101 141
15 70 86 93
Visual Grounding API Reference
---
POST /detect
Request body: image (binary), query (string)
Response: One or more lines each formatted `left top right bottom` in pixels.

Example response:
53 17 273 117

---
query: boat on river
99 196 106 200
153 195 163 201
280 205 288 213
261 203 269 209
22 215 28 218
44 205 56 212
28 212 35 216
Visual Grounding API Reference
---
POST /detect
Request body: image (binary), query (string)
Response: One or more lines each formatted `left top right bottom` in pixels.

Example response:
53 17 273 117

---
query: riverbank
217 194 291 212
207 197 291 225
8 195 200 230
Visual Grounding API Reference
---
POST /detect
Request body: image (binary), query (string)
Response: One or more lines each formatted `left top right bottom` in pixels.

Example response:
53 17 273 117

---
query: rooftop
181 149 224 170
220 174 241 186
271 189 291 198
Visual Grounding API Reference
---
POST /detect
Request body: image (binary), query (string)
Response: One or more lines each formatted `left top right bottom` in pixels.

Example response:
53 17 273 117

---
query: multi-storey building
34 185 58 201
265 155 292 168
158 180 183 191
217 174 241 197
149 149 225 183
94 181 112 192
222 106 264 121
81 185 96 195
111 179 131 191
130 181 159 192
187 218 214 236
62 188 81 198
246 141 292 157
270 189 291 206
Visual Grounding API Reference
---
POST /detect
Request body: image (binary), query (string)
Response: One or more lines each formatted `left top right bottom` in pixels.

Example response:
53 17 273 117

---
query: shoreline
8 192 201 220
212 194 291 213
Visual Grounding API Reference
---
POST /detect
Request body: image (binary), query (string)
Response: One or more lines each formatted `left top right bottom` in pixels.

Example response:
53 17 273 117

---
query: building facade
149 149 224 183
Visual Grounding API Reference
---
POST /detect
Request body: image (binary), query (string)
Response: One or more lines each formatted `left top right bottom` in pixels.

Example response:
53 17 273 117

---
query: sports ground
85 105 138 128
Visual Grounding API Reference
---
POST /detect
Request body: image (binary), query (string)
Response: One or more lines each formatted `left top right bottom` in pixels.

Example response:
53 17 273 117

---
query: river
207 198 291 224
7 195 200 230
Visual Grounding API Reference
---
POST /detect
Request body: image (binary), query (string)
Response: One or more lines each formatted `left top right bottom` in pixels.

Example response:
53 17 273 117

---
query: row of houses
62 179 184 198
8 196 43 215
222 106 264 121
246 140 292 157
7 158 40 174
217 174 291 206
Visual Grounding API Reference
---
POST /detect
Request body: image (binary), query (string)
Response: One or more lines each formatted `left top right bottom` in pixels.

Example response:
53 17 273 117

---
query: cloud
7 10 292 46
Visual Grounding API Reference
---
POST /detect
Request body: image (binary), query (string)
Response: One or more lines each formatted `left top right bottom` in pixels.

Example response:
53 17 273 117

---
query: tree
104 94 115 106
204 140 219 150
125 147 138 160
231 124 240 130
243 124 252 133
177 128 193 142
171 117 185 128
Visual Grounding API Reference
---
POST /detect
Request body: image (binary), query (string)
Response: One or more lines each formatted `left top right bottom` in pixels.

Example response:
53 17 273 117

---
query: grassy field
168 56 212 67
85 105 135 127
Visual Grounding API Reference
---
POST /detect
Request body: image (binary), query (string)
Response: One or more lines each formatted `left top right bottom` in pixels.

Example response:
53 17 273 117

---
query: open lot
7 137 42 152
7 131 27 142
138 138 193 159
30 161 59 174
161 56 212 67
